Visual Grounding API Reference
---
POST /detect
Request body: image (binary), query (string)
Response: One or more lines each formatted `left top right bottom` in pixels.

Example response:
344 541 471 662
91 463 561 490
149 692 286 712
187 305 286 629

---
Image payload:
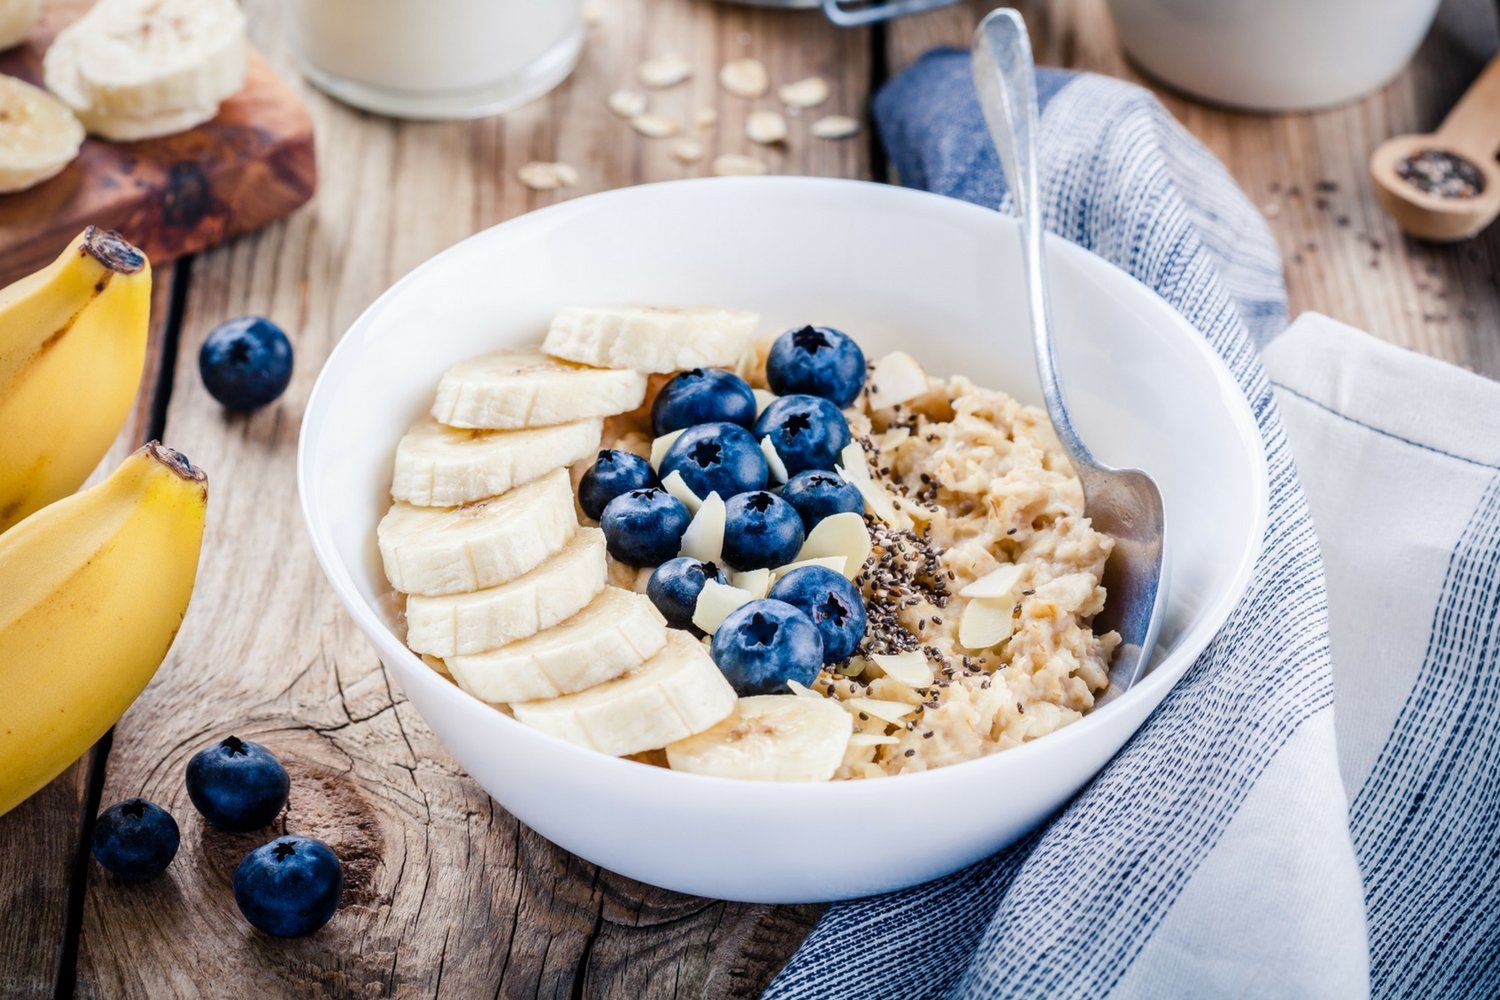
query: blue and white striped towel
768 51 1500 1000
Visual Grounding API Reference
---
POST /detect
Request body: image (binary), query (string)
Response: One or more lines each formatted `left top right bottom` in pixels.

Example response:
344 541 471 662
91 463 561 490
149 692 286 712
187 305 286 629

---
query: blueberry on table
660 422 768 500
600 487 691 566
199 317 293 411
768 565 867 663
765 325 866 407
651 368 757 435
722 491 805 571
710 598 824 695
578 449 657 521
185 735 290 832
780 469 865 532
648 556 727 629
91 799 180 880
233 836 343 938
752 395 851 475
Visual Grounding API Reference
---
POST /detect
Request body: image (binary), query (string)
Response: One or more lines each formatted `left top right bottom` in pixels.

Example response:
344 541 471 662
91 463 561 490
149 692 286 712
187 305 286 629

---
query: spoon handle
1435 55 1500 160
970 10 1097 472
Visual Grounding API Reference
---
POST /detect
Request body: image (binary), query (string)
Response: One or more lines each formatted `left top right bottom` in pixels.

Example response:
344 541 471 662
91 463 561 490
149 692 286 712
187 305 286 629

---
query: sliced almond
787 679 820 698
811 115 861 140
960 563 1027 600
608 89 648 118
795 511 871 579
517 161 579 191
870 651 933 688
650 429 686 469
661 469 702 514
760 436 790 484
692 579 756 634
771 555 847 581
731 567 771 598
779 76 830 109
671 138 705 164
719 58 769 99
837 441 870 482
753 389 778 415
958 598 1016 650
844 697 917 725
679 492 726 563
694 108 719 130
840 470 913 530
639 53 692 88
867 351 929 409
631 114 680 139
712 154 768 177
746 109 788 145
848 732 900 748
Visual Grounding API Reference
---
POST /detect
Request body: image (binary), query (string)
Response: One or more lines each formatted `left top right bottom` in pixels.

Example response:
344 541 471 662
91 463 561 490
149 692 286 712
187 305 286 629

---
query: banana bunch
0 227 151 533
0 443 208 818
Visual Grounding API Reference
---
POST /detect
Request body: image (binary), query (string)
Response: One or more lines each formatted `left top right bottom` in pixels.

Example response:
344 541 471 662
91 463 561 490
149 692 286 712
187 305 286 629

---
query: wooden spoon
1370 56 1500 242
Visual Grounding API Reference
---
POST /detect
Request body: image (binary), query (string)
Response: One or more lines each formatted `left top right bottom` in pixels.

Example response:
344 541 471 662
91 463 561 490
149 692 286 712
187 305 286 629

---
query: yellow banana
0 227 152 533
0 443 207 818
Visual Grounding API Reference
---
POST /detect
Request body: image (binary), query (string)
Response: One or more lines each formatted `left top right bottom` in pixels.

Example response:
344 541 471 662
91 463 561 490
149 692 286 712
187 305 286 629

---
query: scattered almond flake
712 154 767 177
670 138 705 164
849 732 900 748
719 58 769 98
779 76 830 109
786 679 821 698
631 114 681 139
608 89 648 118
516 161 579 191
746 109 788 145
844 696 917 724
638 53 693 89
811 115 861 140
694 108 719 130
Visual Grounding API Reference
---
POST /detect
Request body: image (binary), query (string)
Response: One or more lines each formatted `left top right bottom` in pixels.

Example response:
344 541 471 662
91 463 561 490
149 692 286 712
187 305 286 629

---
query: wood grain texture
0 0 316 285
887 0 1500 377
0 268 178 999
72 1 861 996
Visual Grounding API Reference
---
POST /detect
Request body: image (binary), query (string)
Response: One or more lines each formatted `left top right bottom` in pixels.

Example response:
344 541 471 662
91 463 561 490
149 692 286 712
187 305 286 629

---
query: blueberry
781 469 865 532
660 422 768 500
651 368 757 435
768 566 867 663
722 491 805 571
647 556 727 630
199 317 293 411
91 799 179 880
765 325 866 407
185 736 290 832
232 836 343 938
600 487 691 566
752 395 851 475
710 599 824 695
578 450 658 521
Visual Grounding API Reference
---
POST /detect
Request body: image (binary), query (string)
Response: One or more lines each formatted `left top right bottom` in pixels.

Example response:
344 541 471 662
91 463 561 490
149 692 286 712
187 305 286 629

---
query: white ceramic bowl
299 178 1267 903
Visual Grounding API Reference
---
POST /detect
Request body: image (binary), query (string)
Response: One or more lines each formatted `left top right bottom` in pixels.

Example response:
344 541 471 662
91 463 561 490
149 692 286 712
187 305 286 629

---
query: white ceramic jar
288 0 585 120
1105 0 1444 111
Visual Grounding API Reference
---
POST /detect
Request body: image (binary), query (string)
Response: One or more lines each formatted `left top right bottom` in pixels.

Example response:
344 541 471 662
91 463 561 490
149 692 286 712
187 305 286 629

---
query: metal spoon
971 9 1168 695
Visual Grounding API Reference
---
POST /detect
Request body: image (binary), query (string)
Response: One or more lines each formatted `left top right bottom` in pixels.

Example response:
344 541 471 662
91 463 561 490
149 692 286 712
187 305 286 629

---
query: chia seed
1396 149 1485 199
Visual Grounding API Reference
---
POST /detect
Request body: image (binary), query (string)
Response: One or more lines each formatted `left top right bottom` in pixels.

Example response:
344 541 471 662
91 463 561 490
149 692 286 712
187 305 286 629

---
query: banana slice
446 588 669 703
378 468 577 596
391 416 603 507
543 306 759 373
0 0 39 50
511 630 737 757
44 0 245 121
0 77 84 194
431 348 648 430
405 528 608 657
666 695 853 781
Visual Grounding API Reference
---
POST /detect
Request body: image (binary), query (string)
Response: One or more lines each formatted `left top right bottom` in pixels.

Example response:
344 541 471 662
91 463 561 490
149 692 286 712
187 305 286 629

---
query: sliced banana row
0 76 84 194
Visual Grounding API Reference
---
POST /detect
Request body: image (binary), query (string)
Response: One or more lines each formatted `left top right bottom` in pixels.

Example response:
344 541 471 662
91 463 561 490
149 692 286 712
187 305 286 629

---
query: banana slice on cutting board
378 468 578 597
0 76 85 194
666 695 853 781
391 416 603 507
405 527 607 657
43 0 246 141
446 587 669 704
511 630 737 757
0 0 39 50
432 348 648 430
543 306 759 374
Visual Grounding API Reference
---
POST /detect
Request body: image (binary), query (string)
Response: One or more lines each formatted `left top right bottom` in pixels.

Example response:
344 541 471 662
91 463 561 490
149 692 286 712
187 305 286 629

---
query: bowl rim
297 176 1270 800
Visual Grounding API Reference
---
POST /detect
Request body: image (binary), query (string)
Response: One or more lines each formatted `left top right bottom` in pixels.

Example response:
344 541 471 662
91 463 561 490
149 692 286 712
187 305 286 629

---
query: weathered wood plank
886 0 1500 376
74 1 861 995
0 267 178 999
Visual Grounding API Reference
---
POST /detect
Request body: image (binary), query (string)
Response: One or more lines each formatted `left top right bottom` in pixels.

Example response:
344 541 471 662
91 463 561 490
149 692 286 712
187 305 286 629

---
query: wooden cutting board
0 1 316 284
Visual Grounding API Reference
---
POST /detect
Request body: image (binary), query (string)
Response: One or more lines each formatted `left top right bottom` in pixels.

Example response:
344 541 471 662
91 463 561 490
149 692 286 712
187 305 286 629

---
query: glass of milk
288 0 585 120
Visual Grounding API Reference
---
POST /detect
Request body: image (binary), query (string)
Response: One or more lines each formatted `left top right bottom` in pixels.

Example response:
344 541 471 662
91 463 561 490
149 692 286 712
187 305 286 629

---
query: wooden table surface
4 0 1497 997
